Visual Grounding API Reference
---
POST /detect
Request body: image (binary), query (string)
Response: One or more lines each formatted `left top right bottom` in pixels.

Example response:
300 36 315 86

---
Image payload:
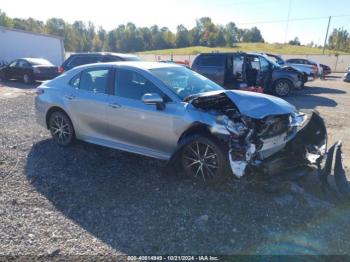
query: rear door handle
108 102 121 109
64 94 75 100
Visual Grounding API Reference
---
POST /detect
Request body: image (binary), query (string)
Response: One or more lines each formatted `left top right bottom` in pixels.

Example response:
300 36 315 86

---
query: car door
64 67 113 140
17 60 32 79
106 68 178 157
5 60 19 79
257 56 272 89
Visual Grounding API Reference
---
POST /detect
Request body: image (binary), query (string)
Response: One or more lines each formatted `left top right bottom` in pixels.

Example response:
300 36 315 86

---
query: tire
179 134 230 184
294 82 305 91
48 111 75 146
273 79 292 97
23 74 33 84
0 72 7 82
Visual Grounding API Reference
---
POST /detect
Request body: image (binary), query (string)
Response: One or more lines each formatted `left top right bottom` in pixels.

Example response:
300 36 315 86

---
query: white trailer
0 26 65 66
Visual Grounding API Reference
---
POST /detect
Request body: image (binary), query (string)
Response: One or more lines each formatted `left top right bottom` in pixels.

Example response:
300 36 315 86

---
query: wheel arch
177 122 213 146
272 77 294 87
45 106 73 129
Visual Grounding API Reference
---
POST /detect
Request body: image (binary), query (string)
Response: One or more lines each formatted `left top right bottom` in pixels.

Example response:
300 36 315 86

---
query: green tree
328 28 350 52
224 22 238 46
0 9 13 27
0 11 271 52
241 27 264 42
288 37 301 45
175 24 191 48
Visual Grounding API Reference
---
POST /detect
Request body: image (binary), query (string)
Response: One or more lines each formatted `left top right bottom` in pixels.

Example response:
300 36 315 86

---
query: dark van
192 52 305 97
59 52 141 73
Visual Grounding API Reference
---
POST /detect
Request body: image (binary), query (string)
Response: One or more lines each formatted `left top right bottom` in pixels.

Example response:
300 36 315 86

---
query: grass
138 43 349 55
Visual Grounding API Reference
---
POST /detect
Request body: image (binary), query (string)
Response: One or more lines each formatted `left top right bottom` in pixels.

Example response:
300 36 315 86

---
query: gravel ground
1 74 350 257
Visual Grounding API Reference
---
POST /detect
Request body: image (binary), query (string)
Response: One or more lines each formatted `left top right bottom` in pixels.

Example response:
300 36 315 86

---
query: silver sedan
35 62 328 184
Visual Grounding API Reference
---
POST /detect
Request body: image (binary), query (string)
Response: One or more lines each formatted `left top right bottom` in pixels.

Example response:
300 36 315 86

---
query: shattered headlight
289 111 307 129
216 115 247 136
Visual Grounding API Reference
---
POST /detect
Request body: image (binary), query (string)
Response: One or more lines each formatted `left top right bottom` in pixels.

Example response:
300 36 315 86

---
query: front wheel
273 79 292 97
180 135 229 184
48 111 75 146
0 72 7 82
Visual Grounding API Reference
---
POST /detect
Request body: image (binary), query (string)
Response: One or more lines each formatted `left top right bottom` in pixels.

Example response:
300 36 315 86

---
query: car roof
18 58 52 64
73 61 181 71
198 52 264 56
68 52 139 59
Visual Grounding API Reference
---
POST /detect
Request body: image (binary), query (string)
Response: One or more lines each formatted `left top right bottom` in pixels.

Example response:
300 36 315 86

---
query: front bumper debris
228 110 348 196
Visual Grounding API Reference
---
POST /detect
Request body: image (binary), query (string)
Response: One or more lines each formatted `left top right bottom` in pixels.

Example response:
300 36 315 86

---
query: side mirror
142 93 165 110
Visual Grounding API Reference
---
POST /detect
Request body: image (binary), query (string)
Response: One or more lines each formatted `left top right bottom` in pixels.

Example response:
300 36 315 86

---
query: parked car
344 67 350 82
264 53 316 81
59 52 141 73
285 58 322 77
191 52 305 97
320 63 332 75
0 58 59 84
35 62 330 184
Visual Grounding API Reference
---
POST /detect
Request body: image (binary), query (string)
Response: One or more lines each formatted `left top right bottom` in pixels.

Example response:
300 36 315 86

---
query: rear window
26 58 52 65
197 55 225 67
123 56 141 61
67 56 101 67
101 56 122 62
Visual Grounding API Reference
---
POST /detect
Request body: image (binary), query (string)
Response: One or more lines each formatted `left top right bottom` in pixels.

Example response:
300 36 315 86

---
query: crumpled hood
225 90 296 118
274 65 303 75
188 90 296 119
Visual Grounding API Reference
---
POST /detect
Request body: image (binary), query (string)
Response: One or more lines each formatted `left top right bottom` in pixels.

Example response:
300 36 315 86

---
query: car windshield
150 66 223 100
263 55 282 67
26 58 53 65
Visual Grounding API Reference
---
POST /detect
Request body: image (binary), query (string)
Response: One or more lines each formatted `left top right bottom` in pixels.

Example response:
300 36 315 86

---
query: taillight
58 66 64 73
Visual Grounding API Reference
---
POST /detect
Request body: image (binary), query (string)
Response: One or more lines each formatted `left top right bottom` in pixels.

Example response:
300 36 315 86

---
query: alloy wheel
49 113 73 146
275 80 290 96
182 141 219 182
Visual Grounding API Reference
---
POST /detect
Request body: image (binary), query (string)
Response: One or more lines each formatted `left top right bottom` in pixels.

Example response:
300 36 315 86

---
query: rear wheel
23 74 33 84
273 79 292 97
180 134 229 184
48 111 75 146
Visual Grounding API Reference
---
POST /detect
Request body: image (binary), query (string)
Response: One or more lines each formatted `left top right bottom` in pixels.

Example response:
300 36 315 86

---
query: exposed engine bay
186 91 340 182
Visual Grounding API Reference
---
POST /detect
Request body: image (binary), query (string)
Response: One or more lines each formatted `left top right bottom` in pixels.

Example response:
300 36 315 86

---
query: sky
1 0 350 45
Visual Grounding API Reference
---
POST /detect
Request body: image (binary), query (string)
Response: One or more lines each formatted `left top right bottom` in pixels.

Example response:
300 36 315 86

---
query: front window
115 69 165 100
259 57 271 72
18 60 31 68
9 60 17 67
150 67 223 100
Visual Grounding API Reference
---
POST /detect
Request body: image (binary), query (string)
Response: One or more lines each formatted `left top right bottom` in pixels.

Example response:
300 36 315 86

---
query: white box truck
0 26 65 66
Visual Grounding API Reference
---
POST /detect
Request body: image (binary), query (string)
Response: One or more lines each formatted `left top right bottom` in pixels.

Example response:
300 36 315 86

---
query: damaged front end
188 90 348 195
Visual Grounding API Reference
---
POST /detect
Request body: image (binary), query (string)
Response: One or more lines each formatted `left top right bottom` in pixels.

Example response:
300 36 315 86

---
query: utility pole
284 0 292 43
323 16 331 54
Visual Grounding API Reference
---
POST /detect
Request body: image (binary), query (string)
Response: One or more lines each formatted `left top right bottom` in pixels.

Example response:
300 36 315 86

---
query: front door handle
64 94 75 100
108 102 121 109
